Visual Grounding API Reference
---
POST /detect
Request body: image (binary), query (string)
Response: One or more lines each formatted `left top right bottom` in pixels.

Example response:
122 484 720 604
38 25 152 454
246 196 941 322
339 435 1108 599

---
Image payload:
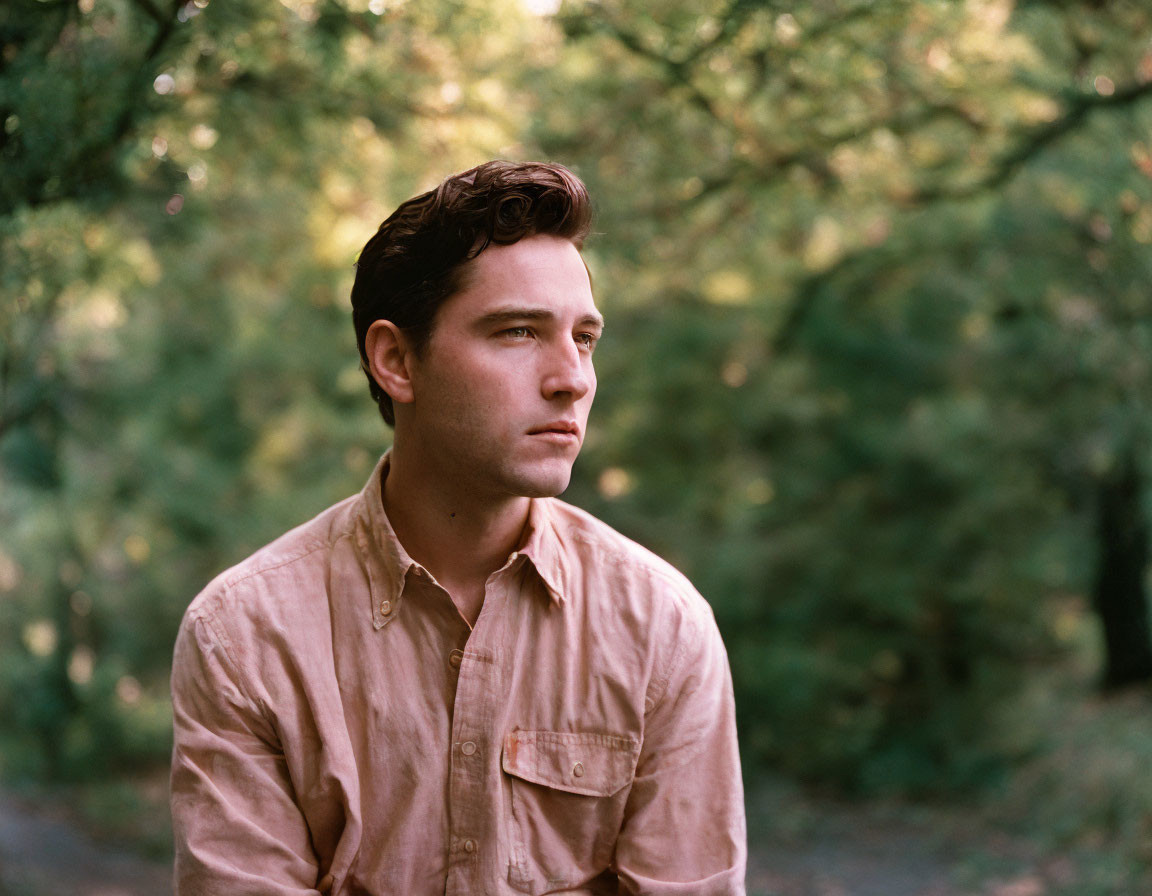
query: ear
365 320 416 409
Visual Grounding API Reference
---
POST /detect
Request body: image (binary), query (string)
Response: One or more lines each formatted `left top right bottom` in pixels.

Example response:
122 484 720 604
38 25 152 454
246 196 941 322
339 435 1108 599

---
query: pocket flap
502 730 640 798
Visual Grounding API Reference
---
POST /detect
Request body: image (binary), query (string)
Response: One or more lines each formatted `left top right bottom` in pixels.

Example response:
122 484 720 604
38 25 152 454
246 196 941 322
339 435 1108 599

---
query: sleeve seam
644 596 700 715
192 595 273 730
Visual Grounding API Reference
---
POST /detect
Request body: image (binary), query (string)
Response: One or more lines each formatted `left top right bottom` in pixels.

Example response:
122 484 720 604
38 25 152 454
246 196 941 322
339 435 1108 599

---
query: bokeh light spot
190 124 219 149
116 675 143 705
0 549 21 591
745 478 775 505
69 647 95 686
71 590 93 616
722 361 748 388
124 535 151 565
598 468 634 500
22 620 57 658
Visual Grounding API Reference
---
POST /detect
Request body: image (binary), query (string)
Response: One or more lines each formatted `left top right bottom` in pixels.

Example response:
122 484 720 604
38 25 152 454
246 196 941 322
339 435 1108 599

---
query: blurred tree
4 0 1152 794
0 0 185 216
541 0 1152 787
1095 453 1152 687
0 0 543 779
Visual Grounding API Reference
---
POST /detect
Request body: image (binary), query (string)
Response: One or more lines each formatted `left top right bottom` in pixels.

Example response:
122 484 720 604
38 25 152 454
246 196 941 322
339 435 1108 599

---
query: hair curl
350 160 593 425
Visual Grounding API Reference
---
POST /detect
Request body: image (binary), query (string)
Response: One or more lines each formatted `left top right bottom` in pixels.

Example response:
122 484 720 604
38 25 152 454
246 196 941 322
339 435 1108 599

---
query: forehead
443 235 598 321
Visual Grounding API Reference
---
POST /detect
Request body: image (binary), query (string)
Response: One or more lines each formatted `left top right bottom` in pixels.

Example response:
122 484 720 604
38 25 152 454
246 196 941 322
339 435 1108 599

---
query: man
170 160 746 895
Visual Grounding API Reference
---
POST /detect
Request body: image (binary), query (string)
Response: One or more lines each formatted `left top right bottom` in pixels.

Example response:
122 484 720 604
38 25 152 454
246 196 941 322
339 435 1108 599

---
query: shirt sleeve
170 609 324 896
613 595 747 896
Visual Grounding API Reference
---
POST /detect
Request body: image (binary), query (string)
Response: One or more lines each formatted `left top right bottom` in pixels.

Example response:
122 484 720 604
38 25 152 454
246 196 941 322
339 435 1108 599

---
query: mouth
528 421 581 440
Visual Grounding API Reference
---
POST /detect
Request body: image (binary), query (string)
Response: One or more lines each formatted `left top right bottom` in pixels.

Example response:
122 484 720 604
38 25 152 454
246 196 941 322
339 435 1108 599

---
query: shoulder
181 493 361 633
172 493 365 721
543 497 715 629
543 499 727 711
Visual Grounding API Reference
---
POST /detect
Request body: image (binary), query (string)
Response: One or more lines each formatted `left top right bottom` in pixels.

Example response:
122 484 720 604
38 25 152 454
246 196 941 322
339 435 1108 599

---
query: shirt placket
444 561 517 896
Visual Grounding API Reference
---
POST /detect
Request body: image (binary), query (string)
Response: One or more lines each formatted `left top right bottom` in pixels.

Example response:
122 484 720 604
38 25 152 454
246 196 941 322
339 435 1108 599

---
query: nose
541 338 593 401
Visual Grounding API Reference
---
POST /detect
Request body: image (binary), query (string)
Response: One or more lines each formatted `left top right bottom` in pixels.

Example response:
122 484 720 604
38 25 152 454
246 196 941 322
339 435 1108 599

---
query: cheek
439 364 519 429
584 368 598 406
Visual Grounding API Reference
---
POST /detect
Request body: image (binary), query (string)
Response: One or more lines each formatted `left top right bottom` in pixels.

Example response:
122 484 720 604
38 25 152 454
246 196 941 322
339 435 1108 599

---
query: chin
506 466 573 499
517 479 571 499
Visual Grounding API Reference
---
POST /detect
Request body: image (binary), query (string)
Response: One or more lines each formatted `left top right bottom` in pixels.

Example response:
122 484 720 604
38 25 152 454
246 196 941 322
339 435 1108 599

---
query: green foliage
3 0 1152 801
546 0 1152 790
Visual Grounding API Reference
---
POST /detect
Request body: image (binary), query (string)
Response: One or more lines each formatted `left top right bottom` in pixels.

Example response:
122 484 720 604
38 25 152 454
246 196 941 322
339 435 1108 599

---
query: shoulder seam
645 608 699 714
217 536 335 592
188 610 270 729
184 530 355 721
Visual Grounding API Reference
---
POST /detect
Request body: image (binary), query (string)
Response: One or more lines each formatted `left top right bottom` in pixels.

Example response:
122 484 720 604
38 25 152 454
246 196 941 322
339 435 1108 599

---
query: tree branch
103 0 184 158
584 17 723 121
911 79 1152 203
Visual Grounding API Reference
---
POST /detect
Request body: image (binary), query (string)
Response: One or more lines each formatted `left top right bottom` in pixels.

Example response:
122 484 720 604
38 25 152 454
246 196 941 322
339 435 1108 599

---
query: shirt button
461 741 477 756
572 761 585 778
464 838 477 853
449 649 463 669
379 599 393 616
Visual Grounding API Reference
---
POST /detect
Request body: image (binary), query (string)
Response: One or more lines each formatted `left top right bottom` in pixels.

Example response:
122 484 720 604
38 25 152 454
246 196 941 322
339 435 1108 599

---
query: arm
170 611 324 896
613 601 747 896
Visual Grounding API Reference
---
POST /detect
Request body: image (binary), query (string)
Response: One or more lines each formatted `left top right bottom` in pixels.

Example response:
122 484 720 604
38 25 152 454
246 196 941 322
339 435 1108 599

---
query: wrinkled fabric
171 453 746 896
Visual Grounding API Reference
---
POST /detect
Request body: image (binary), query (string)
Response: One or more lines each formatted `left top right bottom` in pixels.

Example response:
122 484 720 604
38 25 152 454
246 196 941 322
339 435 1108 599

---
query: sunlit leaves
542 0 1152 788
4 0 1152 791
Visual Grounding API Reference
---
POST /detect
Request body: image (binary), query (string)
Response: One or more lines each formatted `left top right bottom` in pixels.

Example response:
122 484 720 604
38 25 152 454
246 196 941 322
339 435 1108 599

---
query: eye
575 331 599 351
500 326 533 340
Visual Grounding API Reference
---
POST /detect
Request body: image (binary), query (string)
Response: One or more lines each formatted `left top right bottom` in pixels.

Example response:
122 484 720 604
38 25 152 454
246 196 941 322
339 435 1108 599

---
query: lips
528 421 581 438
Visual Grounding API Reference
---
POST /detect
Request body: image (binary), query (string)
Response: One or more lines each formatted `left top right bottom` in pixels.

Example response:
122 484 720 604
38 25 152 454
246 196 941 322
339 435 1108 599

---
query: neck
382 441 531 599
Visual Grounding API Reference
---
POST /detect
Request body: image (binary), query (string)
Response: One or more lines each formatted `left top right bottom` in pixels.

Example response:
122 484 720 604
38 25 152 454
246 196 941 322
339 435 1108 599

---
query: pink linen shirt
170 453 746 895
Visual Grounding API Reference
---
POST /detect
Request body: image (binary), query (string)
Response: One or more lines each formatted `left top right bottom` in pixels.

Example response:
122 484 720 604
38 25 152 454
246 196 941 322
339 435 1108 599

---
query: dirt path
0 791 171 896
0 781 1104 896
745 780 1081 896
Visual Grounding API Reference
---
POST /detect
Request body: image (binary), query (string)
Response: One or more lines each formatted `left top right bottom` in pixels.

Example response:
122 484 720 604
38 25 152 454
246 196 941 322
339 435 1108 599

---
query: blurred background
2 0 1152 893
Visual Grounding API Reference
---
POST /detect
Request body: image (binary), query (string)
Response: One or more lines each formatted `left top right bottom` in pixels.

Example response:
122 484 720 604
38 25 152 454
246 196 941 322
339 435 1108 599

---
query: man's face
400 234 602 501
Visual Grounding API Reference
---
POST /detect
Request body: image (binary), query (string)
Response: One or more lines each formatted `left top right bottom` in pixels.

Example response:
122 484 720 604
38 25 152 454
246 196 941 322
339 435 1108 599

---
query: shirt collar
515 497 566 607
355 451 421 630
355 451 568 628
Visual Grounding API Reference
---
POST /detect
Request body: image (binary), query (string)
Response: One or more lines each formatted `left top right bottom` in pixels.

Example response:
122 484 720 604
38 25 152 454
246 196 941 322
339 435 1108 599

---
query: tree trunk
1092 454 1152 689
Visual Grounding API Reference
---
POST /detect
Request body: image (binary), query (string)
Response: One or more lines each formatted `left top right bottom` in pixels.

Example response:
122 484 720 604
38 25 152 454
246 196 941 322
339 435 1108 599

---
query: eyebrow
475 307 605 332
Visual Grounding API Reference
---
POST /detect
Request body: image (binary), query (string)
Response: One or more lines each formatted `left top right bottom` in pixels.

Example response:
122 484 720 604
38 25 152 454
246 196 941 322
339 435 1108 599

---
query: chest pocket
502 729 640 895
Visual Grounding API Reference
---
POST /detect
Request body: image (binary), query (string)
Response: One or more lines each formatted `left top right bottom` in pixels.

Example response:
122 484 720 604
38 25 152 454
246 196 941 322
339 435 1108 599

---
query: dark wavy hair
350 160 593 425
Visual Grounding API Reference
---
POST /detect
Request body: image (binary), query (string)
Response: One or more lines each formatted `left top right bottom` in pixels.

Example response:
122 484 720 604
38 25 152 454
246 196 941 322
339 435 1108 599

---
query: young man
170 161 746 895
